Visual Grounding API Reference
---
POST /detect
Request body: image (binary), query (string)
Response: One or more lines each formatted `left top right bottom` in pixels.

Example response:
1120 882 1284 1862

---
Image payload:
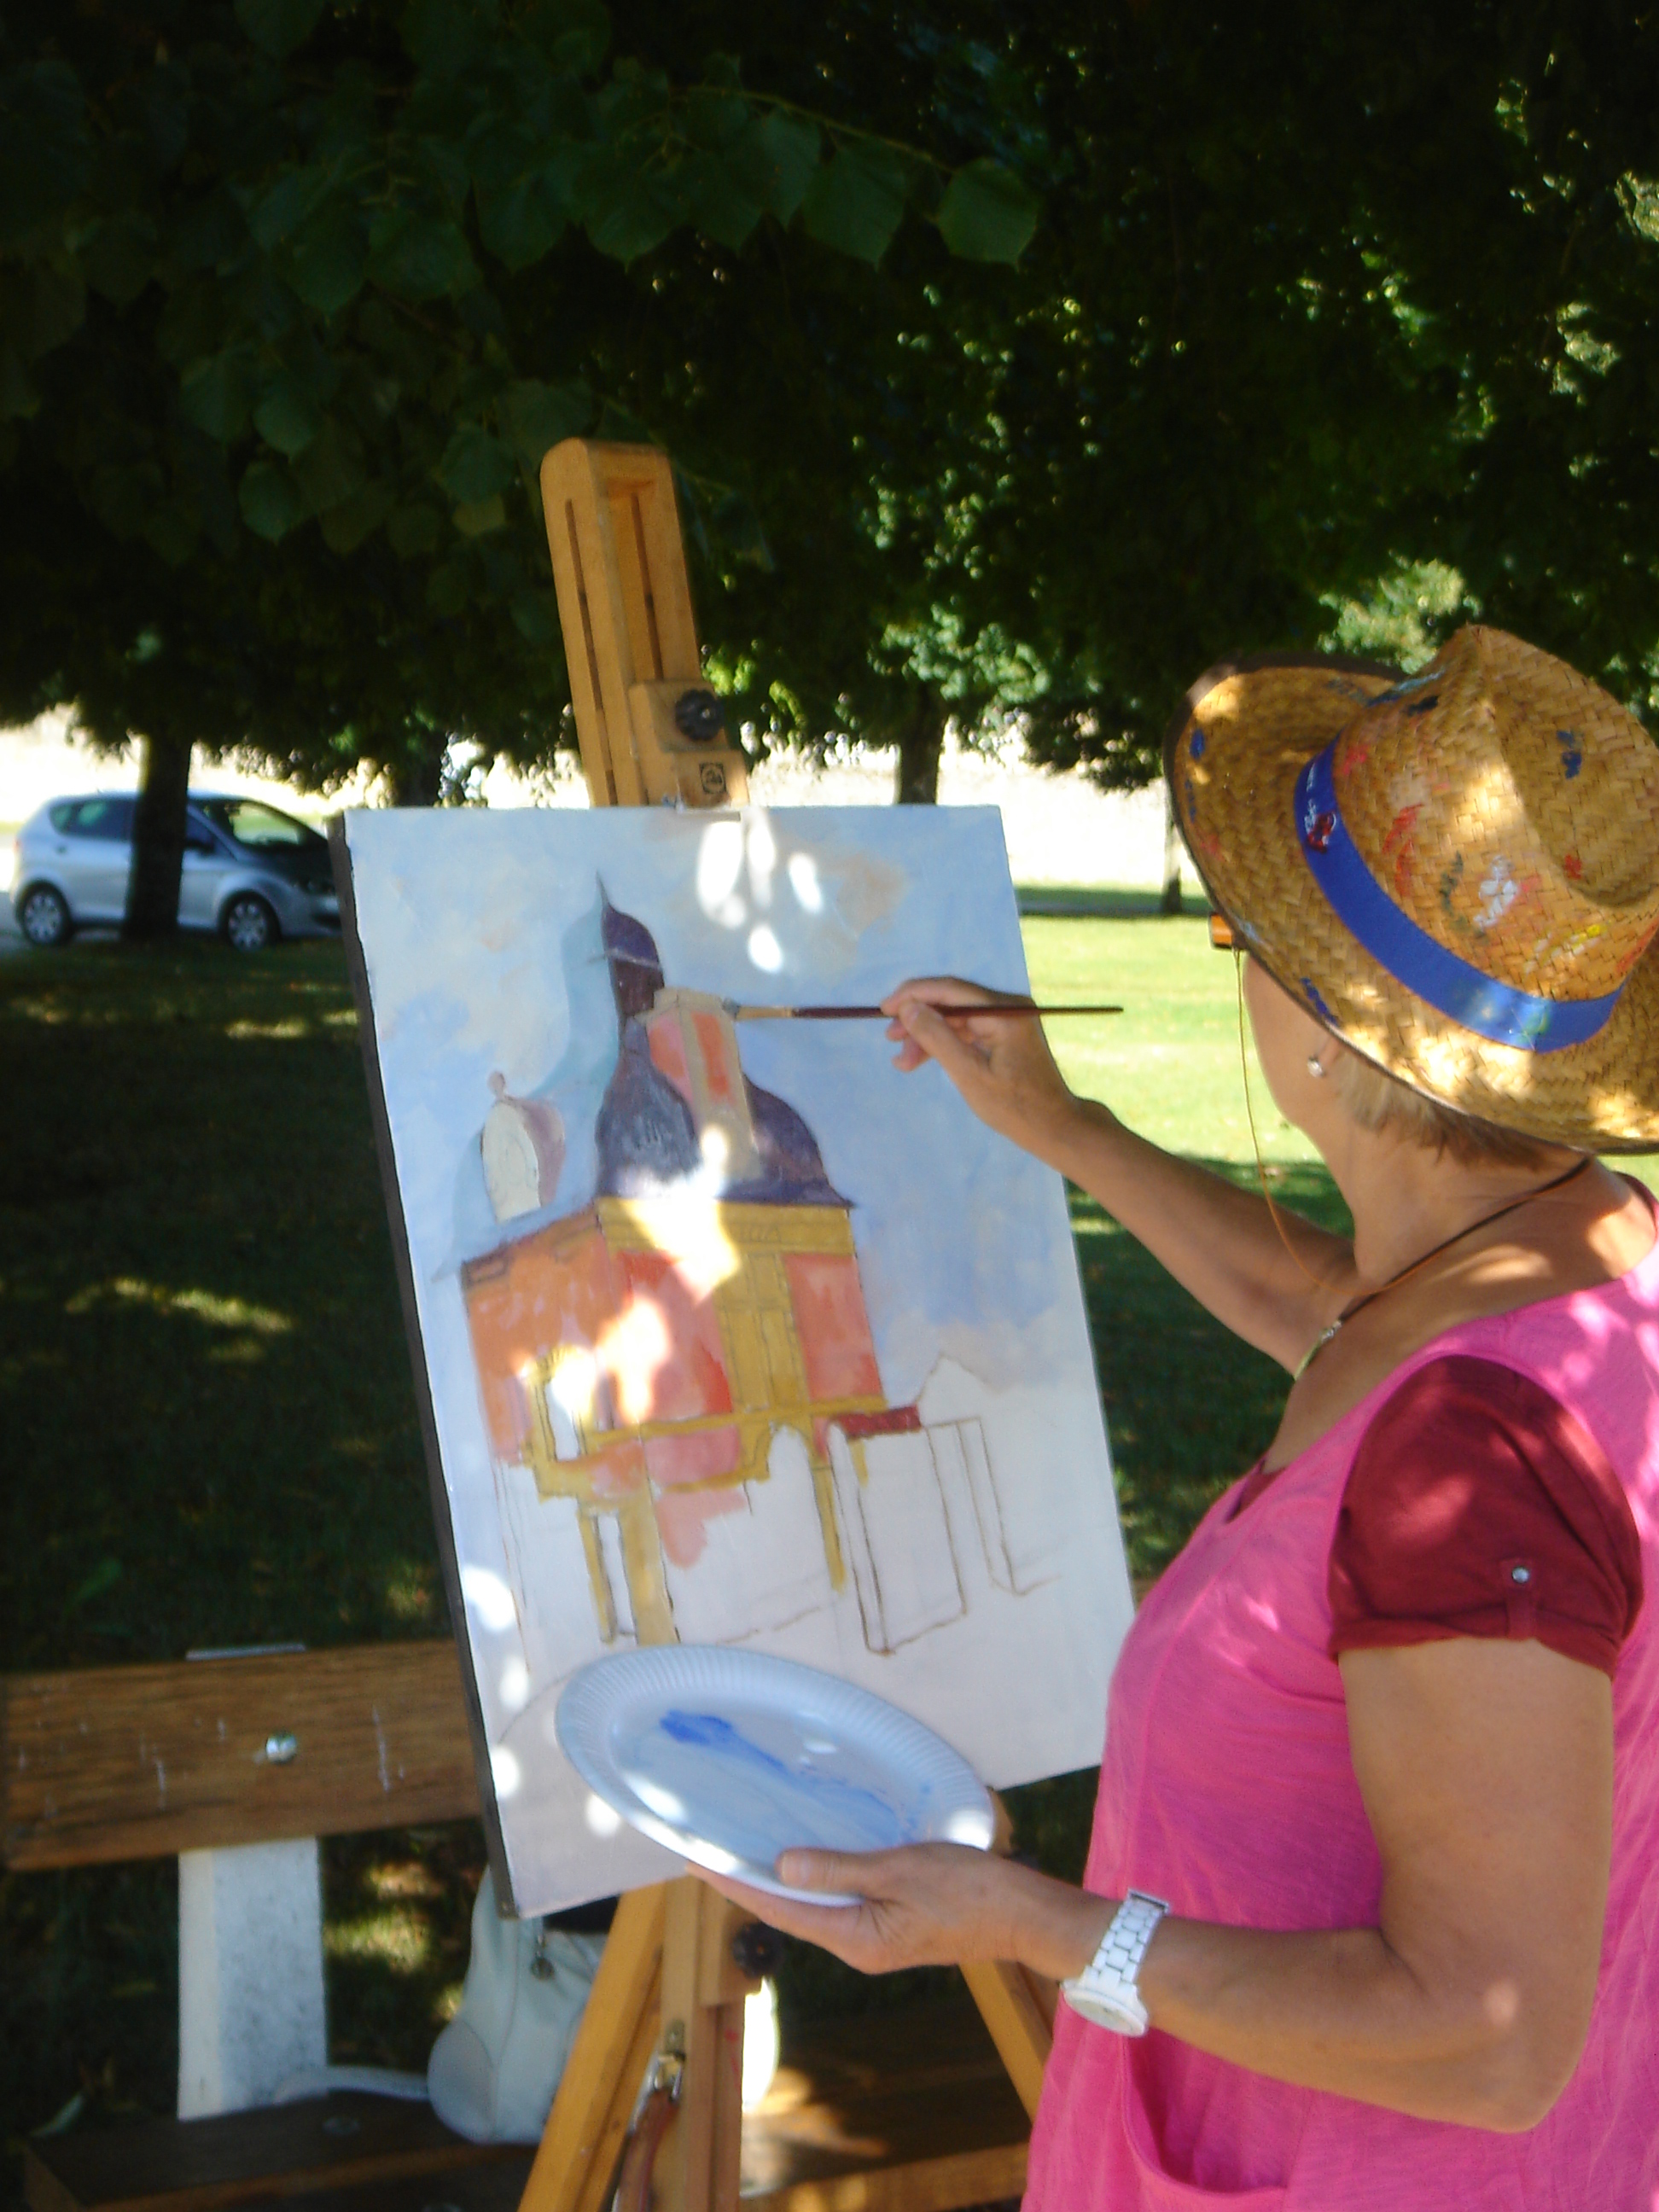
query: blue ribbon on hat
1293 742 1621 1053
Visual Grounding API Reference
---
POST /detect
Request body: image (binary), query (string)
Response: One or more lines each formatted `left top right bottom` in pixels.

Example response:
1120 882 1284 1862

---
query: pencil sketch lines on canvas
459 887 1033 1660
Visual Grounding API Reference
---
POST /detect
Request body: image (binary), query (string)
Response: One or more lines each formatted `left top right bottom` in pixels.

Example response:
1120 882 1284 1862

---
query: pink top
1024 1230 1659 2210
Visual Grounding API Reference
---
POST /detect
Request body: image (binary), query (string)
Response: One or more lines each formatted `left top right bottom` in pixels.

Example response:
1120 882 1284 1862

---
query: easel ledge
520 439 1057 2212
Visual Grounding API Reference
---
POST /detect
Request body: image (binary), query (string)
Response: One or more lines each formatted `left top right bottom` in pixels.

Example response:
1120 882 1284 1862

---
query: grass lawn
3 910 1650 2173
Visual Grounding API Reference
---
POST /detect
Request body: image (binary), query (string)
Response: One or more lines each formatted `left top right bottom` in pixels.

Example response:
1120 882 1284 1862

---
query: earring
1307 1056 1326 1079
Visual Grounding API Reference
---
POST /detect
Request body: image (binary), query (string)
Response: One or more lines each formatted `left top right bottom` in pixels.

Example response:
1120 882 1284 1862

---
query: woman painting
701 626 1659 2206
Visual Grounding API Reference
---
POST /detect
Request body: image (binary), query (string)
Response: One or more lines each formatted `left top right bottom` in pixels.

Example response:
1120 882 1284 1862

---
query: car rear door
58 797 136 921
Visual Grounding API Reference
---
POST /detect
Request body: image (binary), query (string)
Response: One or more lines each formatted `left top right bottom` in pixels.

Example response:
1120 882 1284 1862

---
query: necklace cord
1332 1151 1594 1331
1231 957 1594 1379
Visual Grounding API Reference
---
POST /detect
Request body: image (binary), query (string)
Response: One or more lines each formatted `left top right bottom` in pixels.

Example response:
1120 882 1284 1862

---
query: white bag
428 1868 605 2143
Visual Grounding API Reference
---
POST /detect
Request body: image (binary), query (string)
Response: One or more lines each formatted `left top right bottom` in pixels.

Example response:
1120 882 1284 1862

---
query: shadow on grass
1074 1158 1349 1583
0 946 1348 2089
1 942 461 2158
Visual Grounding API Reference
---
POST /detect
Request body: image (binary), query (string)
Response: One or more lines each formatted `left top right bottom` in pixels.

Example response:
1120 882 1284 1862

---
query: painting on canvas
337 803 1133 1915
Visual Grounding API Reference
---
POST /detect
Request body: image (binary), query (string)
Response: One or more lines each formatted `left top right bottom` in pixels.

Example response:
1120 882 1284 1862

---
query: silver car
10 792 341 952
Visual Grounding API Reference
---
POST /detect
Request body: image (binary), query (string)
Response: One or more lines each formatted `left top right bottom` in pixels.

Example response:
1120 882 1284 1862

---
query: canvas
337 803 1133 1914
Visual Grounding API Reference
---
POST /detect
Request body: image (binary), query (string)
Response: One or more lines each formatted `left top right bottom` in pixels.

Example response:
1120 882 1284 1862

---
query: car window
196 800 320 849
59 797 137 840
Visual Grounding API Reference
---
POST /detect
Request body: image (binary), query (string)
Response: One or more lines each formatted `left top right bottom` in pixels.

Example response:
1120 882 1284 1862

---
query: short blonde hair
1333 1047 1561 1169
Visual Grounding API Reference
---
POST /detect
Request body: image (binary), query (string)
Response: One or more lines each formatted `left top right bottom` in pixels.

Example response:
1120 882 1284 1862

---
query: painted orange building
461 895 917 1646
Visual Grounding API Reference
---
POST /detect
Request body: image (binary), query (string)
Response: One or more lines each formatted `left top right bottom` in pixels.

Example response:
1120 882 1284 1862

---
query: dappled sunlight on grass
0 939 428 1673
64 1278 294 1334
384 1560 439 1623
322 1830 488 2064
324 1906 433 1975
224 1017 312 1040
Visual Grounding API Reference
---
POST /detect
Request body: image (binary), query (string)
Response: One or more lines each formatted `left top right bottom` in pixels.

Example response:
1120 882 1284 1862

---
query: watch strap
1060 1889 1168 2036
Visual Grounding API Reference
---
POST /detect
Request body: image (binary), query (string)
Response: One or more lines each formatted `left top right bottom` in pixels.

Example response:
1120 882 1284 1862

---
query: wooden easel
516 439 1055 2212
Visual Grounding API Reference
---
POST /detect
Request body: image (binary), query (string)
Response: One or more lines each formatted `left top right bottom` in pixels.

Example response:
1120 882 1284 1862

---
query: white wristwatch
1061 1890 1168 2035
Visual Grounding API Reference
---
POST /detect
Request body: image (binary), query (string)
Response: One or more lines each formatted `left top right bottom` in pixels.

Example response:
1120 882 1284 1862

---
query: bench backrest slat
3 1642 480 1869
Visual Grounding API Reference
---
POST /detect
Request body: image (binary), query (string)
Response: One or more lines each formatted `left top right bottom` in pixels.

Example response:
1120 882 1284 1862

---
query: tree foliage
923 5 1659 783
0 0 1039 927
6 2 1659 933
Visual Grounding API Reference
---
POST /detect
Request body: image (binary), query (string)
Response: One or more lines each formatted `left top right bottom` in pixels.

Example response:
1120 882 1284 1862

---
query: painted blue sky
349 804 1084 1404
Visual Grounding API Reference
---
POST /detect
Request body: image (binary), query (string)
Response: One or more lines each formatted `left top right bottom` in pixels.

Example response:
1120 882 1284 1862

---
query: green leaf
157 279 224 369
0 61 91 253
9 262 84 362
253 377 322 457
388 502 442 558
401 0 481 74
367 208 475 300
510 586 561 644
937 160 1039 265
501 379 591 469
0 346 39 422
248 166 333 253
181 349 254 441
435 422 515 503
427 560 470 615
521 0 608 73
800 143 910 264
239 458 307 540
582 163 686 265
131 61 191 174
172 188 247 273
452 493 507 536
684 152 764 254
750 113 820 224
320 479 393 554
83 212 159 307
143 502 200 567
67 1557 123 1612
88 460 162 537
294 416 367 512
476 166 570 270
595 397 651 444
235 0 326 59
712 488 772 569
288 207 368 315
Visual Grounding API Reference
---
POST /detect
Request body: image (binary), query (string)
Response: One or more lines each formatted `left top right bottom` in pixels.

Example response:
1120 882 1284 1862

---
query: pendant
1294 1318 1344 1381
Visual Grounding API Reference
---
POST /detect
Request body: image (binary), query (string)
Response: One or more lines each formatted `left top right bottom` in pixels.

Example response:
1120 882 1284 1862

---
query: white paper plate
556 1644 994 1906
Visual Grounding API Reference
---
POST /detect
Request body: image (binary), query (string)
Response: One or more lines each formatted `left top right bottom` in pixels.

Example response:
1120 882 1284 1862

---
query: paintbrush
725 1000 1124 1021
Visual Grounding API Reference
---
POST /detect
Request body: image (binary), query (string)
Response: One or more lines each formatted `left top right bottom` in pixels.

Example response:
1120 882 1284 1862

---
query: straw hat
1165 625 1659 1151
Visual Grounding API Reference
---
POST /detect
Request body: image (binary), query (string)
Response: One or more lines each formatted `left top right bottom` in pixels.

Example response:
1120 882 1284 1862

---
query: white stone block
178 1837 328 2117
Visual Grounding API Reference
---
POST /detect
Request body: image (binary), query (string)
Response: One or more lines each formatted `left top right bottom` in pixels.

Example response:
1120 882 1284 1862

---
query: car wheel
222 893 279 952
17 883 72 948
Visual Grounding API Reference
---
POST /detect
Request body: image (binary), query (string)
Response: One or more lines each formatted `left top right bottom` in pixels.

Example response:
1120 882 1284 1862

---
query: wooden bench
3 1642 1034 2212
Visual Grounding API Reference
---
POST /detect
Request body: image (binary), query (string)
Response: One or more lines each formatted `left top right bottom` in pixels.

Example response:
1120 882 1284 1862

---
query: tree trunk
381 731 447 806
123 731 192 941
894 693 946 805
1161 783 1184 915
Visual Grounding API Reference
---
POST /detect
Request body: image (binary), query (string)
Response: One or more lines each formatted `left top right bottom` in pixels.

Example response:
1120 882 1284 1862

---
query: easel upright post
540 439 749 811
521 438 755 2212
521 439 1055 2212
